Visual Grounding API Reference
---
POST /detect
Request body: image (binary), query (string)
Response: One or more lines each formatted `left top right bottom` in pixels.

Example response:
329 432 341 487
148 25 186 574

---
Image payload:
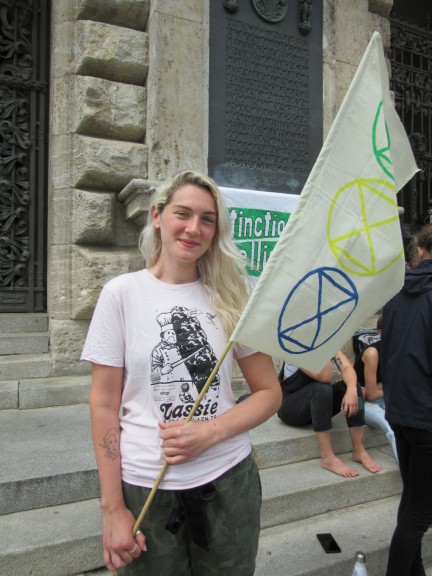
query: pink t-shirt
81 269 253 489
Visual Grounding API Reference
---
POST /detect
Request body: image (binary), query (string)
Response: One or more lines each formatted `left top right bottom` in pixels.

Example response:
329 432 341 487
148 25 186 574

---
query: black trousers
386 424 432 576
277 379 364 432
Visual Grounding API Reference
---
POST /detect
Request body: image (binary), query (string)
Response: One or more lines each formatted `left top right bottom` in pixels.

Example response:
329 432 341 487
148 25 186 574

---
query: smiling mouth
179 239 199 248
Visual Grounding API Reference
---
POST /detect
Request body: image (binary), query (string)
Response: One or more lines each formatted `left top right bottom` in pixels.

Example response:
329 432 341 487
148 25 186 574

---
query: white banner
221 187 299 278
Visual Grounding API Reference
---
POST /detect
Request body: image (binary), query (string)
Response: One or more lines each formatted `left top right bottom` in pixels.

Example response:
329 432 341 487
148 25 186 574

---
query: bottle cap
355 551 366 563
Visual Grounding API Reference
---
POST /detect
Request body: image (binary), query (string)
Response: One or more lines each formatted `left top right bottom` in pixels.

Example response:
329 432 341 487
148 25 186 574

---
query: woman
381 224 432 576
277 350 380 478
81 171 281 575
353 319 398 462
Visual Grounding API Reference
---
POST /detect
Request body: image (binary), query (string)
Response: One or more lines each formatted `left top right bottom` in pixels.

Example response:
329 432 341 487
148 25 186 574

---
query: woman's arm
362 347 384 401
89 363 146 573
333 350 359 417
159 351 281 464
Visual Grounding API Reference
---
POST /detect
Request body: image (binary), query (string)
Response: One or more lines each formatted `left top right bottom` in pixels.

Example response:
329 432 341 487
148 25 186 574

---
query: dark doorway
389 1 432 243
0 0 50 312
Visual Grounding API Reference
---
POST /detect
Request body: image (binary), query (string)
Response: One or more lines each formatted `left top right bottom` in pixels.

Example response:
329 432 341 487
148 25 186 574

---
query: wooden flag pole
132 339 234 536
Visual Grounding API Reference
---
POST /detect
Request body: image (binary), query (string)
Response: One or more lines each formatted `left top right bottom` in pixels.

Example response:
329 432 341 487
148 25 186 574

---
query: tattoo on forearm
335 357 343 368
100 427 120 460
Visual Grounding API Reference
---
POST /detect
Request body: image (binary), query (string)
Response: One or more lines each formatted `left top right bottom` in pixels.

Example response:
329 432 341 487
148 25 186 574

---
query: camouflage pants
119 453 262 576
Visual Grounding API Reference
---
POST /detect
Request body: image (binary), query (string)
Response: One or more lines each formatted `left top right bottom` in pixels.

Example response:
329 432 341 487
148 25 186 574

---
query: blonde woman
82 171 281 575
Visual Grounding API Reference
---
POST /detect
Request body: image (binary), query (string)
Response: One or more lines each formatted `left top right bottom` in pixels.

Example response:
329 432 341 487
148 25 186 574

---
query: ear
417 246 425 261
151 205 161 228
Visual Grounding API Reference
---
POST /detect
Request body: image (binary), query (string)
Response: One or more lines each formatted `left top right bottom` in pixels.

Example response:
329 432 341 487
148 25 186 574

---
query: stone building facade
3 0 415 377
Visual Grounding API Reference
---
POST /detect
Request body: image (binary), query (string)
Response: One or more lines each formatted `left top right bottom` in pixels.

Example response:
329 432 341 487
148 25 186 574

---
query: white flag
231 32 419 372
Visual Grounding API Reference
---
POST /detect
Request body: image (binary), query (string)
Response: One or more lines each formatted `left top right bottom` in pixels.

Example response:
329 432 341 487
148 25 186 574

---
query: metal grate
0 0 50 312
389 11 432 239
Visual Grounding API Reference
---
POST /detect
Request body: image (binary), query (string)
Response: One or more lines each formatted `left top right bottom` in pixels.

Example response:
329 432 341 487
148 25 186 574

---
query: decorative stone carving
251 0 288 23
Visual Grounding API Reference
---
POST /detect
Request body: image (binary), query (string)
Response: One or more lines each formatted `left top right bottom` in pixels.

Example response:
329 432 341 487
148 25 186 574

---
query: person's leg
349 426 381 472
119 483 192 576
386 425 432 576
364 400 399 462
188 453 262 576
277 382 317 426
315 429 359 477
310 381 359 477
334 380 380 473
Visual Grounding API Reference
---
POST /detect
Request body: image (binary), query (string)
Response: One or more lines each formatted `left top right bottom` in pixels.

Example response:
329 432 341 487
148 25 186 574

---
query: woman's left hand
159 420 216 464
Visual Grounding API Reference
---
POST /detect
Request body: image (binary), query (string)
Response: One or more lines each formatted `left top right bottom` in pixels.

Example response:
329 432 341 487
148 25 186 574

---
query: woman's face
152 184 217 268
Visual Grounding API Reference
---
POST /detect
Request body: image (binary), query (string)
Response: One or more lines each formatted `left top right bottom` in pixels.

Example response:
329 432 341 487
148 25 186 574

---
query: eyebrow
173 203 217 216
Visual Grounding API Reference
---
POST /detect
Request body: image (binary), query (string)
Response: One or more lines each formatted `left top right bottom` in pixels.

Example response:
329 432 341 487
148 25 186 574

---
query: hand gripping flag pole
132 340 234 536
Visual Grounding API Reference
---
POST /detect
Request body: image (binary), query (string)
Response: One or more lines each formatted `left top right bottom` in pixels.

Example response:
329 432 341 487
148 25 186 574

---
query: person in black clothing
381 224 432 576
278 350 380 478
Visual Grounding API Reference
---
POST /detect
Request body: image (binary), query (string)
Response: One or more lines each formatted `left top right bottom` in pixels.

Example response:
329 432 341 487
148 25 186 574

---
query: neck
148 261 198 284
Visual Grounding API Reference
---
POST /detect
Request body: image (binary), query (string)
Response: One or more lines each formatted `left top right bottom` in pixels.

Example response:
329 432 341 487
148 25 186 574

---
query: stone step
260 448 401 529
0 405 397 517
74 502 432 576
0 313 48 334
0 405 96 515
0 331 49 355
0 374 92 410
256 498 432 576
0 353 51 380
4 496 430 576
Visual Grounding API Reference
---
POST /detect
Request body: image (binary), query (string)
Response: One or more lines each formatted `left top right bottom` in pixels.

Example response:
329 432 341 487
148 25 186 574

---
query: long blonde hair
139 171 250 337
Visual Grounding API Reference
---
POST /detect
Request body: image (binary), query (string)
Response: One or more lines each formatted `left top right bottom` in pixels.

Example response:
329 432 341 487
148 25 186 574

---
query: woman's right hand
102 505 147 573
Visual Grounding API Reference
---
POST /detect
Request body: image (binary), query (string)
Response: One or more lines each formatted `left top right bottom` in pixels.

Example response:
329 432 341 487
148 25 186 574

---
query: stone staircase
0 314 51 391
2 374 431 576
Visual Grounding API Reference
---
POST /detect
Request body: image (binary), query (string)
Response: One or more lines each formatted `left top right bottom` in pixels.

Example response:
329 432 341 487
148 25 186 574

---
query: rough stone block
73 76 146 141
75 0 150 31
74 20 148 85
71 246 143 320
72 134 148 192
73 189 116 245
49 320 93 374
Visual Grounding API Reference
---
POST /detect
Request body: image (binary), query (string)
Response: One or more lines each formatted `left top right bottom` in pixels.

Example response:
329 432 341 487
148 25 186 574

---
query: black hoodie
381 259 432 432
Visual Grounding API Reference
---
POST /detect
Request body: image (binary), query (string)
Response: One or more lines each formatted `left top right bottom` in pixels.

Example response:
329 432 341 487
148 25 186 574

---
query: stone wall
48 0 149 372
47 0 394 374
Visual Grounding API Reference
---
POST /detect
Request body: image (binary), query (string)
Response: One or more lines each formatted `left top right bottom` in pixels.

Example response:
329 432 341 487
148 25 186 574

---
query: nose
185 216 200 235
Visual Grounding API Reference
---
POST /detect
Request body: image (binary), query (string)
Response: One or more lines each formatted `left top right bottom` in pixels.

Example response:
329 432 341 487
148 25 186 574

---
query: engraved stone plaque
209 1 322 194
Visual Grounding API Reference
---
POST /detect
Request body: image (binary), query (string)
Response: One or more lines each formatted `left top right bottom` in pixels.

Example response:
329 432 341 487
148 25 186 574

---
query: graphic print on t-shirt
150 306 220 422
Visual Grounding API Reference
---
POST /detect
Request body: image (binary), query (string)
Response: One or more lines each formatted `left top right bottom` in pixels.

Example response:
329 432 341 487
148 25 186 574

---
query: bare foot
321 454 359 478
352 449 381 473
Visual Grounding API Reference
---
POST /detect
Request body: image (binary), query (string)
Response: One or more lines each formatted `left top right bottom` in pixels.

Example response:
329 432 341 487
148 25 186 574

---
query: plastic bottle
352 551 368 576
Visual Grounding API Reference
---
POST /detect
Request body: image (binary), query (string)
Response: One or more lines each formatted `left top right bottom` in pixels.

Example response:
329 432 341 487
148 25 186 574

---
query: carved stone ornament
251 0 288 23
298 0 312 35
223 0 239 14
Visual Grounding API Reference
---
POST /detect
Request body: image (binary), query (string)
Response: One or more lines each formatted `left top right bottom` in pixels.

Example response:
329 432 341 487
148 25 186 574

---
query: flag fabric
230 32 419 372
220 187 299 278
